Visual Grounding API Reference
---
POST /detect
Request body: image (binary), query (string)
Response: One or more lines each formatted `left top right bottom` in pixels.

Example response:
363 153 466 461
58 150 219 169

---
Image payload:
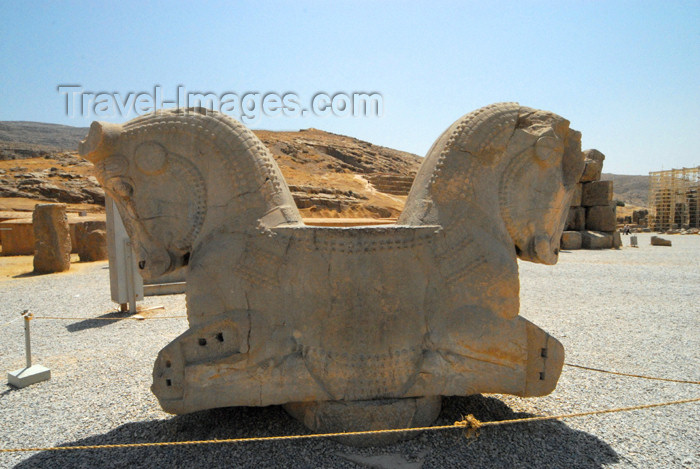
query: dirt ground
0 254 106 280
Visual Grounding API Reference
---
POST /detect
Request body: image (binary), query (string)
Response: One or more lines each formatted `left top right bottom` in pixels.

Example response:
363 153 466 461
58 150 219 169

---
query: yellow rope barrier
0 315 23 330
1 397 698 454
31 316 186 321
3 313 697 454
565 363 700 385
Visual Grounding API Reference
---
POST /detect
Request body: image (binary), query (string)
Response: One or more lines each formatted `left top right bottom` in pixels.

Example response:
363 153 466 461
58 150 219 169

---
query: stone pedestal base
284 396 442 447
7 365 51 388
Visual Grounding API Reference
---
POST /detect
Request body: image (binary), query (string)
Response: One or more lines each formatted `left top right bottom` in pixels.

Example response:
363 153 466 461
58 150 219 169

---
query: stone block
580 149 605 182
32 203 71 273
651 236 672 247
0 219 35 255
74 220 108 261
68 213 107 253
586 204 617 232
284 396 441 446
582 181 613 207
570 183 582 206
560 231 582 250
580 230 613 249
612 230 622 248
565 207 586 231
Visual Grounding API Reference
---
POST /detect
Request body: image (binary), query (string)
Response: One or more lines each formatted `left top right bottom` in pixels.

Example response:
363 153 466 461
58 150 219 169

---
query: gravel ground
1 232 698 468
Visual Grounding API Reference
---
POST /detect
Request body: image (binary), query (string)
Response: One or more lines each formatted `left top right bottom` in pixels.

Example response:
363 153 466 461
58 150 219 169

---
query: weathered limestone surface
580 149 605 182
570 183 583 207
612 230 622 248
582 180 613 207
581 230 613 249
80 103 584 443
586 204 617 232
0 219 35 255
74 220 108 261
566 207 586 231
284 396 442 446
560 149 619 250
560 231 582 250
33 203 71 273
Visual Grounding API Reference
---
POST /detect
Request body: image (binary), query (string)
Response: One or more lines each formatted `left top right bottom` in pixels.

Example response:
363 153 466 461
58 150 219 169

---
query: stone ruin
79 103 585 445
560 150 622 250
32 203 71 273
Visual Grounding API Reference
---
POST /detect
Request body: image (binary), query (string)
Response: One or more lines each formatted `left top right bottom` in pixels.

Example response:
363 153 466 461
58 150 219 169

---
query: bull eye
134 142 168 175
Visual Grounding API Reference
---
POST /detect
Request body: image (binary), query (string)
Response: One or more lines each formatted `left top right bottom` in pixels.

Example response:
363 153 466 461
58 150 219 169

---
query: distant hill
0 119 651 214
0 120 422 218
601 173 649 208
0 121 89 160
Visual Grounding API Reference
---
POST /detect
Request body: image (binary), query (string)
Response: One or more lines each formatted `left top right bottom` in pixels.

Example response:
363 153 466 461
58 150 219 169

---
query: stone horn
78 121 123 163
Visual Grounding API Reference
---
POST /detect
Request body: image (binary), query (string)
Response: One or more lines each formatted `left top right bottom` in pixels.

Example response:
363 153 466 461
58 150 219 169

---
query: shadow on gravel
65 310 136 332
12 395 618 469
12 271 42 279
0 385 21 400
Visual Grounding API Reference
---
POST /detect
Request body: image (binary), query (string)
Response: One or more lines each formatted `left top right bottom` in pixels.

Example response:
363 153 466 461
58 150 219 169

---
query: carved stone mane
80 107 302 278
80 103 584 445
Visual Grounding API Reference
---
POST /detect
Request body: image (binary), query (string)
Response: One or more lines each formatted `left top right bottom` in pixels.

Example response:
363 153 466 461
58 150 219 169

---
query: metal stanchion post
124 239 137 314
7 310 51 388
24 310 32 368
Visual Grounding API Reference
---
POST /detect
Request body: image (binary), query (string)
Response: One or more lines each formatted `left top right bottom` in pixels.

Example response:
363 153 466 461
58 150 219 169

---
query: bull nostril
554 248 559 255
138 260 146 269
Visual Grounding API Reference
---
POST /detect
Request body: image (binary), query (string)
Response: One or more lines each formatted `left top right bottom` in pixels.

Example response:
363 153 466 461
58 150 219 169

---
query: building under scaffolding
648 167 700 231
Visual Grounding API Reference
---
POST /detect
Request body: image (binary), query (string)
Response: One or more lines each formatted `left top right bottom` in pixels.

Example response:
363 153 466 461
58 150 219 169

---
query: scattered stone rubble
561 149 621 250
650 235 672 247
0 153 104 204
1 211 107 258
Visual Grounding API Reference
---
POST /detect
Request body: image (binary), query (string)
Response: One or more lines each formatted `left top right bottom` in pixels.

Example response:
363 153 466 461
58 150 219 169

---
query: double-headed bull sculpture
80 102 584 444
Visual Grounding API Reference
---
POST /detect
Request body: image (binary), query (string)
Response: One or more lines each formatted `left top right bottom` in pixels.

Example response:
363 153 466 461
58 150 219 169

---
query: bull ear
79 121 123 162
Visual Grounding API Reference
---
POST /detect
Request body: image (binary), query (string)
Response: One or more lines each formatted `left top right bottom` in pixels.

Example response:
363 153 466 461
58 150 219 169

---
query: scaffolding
648 167 700 231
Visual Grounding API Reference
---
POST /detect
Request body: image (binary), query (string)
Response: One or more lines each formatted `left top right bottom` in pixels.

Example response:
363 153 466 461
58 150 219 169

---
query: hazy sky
1 1 698 174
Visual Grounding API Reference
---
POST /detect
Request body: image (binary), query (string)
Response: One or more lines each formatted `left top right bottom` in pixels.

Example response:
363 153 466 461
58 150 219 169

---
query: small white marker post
7 310 51 388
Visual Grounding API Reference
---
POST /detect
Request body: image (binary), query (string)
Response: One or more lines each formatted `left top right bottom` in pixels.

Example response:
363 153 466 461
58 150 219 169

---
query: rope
0 315 23 330
565 363 700 385
0 310 30 330
31 316 186 321
1 397 698 454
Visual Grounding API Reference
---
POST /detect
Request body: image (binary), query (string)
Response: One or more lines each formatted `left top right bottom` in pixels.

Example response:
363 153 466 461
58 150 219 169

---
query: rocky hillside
0 121 423 218
0 120 650 218
0 122 89 160
0 152 104 205
601 173 649 208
